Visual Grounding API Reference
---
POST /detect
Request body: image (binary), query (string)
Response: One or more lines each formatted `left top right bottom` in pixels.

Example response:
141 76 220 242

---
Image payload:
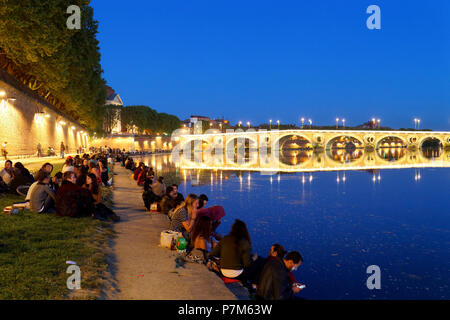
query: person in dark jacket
256 251 304 300
248 244 286 290
8 167 33 195
55 171 93 217
142 178 159 211
14 162 34 183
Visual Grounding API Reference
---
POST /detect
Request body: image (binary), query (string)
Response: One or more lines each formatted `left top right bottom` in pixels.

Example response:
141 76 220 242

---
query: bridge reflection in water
172 147 450 173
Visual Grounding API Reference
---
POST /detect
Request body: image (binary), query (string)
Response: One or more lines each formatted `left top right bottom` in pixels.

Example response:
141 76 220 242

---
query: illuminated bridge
176 129 450 152
172 129 450 172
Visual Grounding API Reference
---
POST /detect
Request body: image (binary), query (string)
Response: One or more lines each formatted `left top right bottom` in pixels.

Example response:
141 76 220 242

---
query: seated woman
169 194 199 242
187 216 217 263
136 166 147 186
142 178 159 211
85 173 120 222
208 219 253 280
99 159 109 186
29 170 56 213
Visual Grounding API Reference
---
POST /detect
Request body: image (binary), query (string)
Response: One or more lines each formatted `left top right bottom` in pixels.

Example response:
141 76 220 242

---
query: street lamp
308 119 312 128
301 117 305 129
342 118 346 128
247 121 250 128
377 119 380 128
277 120 280 130
336 118 339 129
417 119 420 130
269 119 272 130
238 121 242 127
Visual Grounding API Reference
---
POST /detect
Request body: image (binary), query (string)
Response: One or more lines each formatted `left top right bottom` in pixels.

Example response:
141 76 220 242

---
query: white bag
160 230 182 248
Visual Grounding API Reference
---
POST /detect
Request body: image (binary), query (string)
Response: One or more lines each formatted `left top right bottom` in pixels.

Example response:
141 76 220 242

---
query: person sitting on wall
142 178 159 211
29 170 56 214
207 219 253 282
152 176 166 199
169 194 199 243
247 243 287 291
186 216 216 264
136 165 148 186
160 186 184 216
256 251 304 300
198 194 209 209
55 171 93 218
134 162 145 180
171 184 185 203
0 160 13 186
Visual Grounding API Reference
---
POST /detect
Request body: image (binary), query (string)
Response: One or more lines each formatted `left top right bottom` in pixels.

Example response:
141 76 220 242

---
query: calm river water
137 149 449 300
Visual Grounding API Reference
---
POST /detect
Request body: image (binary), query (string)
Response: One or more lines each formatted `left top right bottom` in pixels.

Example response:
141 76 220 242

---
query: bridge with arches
176 129 450 152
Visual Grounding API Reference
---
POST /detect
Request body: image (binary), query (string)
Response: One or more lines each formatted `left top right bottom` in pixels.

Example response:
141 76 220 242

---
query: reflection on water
136 148 450 299
377 147 406 161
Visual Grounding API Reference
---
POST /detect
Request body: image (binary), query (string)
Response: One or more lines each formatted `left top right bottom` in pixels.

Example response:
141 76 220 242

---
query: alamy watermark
66 262 81 290
67 5 81 30
366 5 381 30
366 265 381 290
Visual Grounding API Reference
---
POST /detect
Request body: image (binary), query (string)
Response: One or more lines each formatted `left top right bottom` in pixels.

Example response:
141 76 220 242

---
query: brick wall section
0 70 88 156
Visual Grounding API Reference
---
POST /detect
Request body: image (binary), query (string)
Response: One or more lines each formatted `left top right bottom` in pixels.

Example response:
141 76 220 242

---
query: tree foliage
0 0 106 130
119 105 180 135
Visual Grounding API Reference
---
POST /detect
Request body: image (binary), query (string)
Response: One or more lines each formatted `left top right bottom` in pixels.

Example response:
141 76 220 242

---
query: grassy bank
0 162 116 300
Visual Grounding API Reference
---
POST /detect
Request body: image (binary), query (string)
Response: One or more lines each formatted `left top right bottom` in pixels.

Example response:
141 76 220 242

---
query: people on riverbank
29 170 56 213
85 173 120 222
255 251 304 300
160 186 184 215
169 194 199 242
55 171 93 217
198 194 208 209
0 160 13 186
62 157 74 173
152 176 166 198
207 219 253 281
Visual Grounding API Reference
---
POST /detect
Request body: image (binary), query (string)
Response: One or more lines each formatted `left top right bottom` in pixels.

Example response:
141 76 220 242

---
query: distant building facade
104 85 123 133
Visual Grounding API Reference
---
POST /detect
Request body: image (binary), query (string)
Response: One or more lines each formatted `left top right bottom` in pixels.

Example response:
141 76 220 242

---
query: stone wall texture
0 70 89 156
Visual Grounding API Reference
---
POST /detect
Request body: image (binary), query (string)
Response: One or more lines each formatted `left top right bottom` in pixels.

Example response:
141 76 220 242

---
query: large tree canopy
120 105 180 135
0 0 106 131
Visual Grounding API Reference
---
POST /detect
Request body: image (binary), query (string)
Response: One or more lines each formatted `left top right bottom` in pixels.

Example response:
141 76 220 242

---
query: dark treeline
104 105 181 135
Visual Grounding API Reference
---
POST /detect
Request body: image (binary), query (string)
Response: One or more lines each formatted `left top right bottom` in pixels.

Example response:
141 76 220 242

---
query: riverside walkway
102 164 239 300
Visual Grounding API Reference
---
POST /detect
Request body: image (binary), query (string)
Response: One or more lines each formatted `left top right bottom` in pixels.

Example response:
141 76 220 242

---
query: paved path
102 164 238 300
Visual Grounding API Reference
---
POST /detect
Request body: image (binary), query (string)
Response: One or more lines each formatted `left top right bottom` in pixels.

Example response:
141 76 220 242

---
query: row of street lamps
234 117 423 130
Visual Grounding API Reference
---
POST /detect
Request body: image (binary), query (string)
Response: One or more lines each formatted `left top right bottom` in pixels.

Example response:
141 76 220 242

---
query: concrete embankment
102 164 242 300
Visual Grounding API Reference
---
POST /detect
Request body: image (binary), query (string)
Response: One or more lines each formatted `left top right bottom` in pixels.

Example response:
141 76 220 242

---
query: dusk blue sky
92 0 449 130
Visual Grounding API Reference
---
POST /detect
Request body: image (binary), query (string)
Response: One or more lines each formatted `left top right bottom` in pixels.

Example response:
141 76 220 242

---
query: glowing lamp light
59 120 67 126
0 91 5 98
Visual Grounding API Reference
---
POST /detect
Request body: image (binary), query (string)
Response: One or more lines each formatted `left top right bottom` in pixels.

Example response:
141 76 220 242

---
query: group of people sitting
119 156 305 300
0 154 119 222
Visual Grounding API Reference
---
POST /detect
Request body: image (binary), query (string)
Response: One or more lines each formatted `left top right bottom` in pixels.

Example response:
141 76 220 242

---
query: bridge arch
325 134 365 150
270 133 313 150
375 135 408 149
